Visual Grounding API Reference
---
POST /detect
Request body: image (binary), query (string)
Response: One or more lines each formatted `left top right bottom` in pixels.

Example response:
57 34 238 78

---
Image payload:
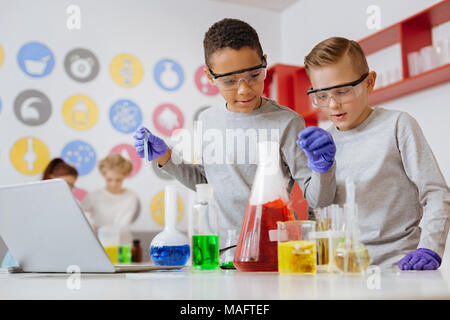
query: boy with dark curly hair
133 18 337 246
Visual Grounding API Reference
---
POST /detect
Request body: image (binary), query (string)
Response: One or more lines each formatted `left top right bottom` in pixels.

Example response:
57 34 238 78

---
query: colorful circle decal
17 42 55 78
154 58 184 91
14 90 52 126
152 103 184 137
0 45 4 67
110 53 143 88
150 190 184 226
64 48 100 83
73 187 88 202
109 143 142 178
61 140 97 176
62 94 98 130
109 99 142 134
10 137 50 176
194 65 219 96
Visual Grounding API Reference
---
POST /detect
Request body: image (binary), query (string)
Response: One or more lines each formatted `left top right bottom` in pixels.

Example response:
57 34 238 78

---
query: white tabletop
1 264 450 300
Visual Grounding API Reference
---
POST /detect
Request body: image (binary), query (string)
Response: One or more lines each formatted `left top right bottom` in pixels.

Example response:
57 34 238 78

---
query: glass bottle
149 185 190 266
234 141 295 272
191 184 220 271
131 239 142 263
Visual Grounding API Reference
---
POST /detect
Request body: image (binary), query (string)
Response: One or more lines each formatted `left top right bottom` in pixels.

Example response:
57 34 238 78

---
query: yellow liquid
278 240 317 274
104 246 118 264
335 245 370 273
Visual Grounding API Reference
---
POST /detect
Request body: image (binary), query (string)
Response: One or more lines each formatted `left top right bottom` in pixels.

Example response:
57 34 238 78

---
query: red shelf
369 63 450 105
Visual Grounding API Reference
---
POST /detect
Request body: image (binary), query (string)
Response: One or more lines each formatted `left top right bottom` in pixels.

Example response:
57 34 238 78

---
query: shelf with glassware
360 0 450 105
263 0 450 126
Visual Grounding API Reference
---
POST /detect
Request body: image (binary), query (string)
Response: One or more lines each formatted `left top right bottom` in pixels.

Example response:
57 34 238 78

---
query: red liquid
234 199 295 272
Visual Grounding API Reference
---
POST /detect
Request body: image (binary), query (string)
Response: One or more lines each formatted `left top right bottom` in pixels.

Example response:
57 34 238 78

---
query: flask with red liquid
234 141 295 272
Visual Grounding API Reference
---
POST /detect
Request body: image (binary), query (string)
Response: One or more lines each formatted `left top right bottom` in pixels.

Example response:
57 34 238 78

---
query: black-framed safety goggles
208 56 267 79
307 72 369 95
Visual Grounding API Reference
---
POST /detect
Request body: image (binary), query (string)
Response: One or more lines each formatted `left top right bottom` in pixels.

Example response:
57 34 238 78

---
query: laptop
0 179 184 273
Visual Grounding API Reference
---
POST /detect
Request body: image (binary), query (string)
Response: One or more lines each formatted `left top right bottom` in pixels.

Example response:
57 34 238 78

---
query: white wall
0 0 281 233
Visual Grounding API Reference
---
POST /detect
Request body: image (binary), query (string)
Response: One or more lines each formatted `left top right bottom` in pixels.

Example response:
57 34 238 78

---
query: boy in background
299 37 450 270
134 18 337 244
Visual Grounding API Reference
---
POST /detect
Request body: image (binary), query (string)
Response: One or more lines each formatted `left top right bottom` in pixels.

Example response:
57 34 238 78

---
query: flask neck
164 185 178 231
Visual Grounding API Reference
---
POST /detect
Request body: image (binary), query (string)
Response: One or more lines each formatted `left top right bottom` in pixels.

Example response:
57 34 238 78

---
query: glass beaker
277 220 317 274
234 141 295 272
97 226 120 264
220 229 237 269
150 185 190 266
313 205 345 273
191 184 220 271
334 179 370 273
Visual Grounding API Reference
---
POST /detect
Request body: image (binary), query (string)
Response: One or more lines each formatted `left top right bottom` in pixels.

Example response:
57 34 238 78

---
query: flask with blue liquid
150 185 190 266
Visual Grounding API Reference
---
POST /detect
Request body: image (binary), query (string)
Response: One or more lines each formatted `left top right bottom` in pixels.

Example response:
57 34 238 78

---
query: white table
1 265 450 300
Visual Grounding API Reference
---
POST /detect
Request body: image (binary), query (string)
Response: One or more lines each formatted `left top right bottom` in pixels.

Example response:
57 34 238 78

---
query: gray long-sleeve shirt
160 98 336 245
329 107 450 269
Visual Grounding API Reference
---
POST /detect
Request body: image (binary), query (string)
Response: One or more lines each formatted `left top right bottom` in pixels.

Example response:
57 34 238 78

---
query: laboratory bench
1 265 450 300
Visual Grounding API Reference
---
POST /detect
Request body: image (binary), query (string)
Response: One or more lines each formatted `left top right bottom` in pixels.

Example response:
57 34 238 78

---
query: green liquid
118 245 132 264
192 235 219 270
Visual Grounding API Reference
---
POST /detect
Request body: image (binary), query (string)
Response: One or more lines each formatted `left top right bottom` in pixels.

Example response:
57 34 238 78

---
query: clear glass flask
334 179 370 273
191 184 220 271
150 185 190 266
234 141 295 272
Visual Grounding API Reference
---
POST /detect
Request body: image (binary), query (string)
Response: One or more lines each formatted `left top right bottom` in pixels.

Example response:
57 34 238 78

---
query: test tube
143 129 150 170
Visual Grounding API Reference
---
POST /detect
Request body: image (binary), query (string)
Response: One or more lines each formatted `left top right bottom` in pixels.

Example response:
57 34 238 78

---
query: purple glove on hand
133 126 168 161
297 126 336 173
398 248 441 271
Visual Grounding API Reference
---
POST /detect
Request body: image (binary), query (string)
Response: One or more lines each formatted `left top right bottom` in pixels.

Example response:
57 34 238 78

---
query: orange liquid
234 199 295 272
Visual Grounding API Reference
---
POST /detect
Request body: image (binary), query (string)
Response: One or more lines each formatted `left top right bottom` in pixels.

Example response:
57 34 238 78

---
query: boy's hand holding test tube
133 126 169 165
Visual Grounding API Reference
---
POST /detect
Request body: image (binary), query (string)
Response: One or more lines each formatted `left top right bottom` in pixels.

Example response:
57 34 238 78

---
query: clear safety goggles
208 57 267 91
307 72 369 108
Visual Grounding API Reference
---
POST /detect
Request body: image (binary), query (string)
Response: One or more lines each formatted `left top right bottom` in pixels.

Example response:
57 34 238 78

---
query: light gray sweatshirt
328 107 450 269
160 98 336 245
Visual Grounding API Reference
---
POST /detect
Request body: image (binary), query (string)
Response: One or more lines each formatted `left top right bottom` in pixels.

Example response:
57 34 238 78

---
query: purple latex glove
297 126 336 173
398 248 441 271
133 126 168 161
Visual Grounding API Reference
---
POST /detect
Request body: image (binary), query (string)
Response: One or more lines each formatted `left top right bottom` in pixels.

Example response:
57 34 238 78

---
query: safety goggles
208 57 267 91
307 72 369 108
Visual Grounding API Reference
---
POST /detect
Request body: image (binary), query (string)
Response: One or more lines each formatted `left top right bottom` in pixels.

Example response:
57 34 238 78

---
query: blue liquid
150 245 190 266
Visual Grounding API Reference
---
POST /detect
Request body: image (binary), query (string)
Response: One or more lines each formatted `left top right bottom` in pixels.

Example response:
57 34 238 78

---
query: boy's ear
366 71 377 93
203 66 215 86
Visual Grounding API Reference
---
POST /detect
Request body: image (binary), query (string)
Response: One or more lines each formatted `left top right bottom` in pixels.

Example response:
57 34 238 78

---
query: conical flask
150 185 190 266
234 141 295 272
